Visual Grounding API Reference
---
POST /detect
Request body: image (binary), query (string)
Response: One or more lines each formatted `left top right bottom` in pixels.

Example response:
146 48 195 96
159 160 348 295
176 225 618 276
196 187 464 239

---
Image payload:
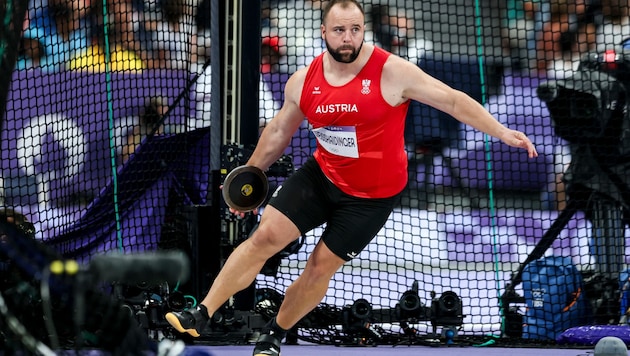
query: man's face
321 4 365 63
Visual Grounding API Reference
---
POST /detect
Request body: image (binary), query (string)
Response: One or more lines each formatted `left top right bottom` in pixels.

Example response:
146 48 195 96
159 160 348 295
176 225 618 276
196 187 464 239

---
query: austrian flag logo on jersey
361 79 371 95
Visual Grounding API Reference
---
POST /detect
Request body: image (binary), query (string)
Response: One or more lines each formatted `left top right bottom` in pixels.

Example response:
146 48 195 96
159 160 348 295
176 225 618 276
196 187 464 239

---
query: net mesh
1 0 630 348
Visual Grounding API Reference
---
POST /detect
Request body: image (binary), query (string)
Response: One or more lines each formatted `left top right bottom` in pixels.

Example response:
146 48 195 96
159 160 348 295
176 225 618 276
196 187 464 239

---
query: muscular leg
275 240 346 330
199 205 301 317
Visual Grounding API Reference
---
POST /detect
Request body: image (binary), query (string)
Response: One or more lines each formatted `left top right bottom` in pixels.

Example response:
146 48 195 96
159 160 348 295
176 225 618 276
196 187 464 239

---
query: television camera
502 41 630 332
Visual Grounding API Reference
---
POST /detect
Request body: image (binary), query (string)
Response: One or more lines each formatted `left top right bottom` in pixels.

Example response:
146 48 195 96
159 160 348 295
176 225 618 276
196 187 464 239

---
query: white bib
312 126 359 158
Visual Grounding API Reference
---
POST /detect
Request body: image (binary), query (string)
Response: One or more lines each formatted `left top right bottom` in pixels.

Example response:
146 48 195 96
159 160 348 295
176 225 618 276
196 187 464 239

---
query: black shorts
268 157 402 261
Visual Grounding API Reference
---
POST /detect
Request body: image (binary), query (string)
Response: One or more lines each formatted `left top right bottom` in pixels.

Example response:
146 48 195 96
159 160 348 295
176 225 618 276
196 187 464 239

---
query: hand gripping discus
222 165 269 212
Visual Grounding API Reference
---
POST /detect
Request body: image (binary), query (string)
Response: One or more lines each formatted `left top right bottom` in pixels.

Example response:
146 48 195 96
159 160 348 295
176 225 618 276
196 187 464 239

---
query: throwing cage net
1 0 630 352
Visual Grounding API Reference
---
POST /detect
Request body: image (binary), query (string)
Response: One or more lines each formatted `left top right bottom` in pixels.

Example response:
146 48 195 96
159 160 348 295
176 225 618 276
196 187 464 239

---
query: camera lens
439 291 460 313
400 292 421 311
351 299 372 319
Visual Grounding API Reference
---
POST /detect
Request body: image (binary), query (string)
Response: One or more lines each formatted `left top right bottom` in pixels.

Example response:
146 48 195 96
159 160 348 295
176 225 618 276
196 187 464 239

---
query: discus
222 165 268 212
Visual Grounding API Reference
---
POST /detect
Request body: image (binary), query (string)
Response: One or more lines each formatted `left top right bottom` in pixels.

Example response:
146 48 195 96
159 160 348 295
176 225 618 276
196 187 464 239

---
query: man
165 1 538 355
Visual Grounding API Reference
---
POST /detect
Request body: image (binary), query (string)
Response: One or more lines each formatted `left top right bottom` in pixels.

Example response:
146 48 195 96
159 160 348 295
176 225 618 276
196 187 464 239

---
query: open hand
501 129 538 158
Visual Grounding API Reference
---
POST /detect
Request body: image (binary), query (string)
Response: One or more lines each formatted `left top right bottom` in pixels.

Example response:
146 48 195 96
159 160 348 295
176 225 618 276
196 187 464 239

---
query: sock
266 317 288 341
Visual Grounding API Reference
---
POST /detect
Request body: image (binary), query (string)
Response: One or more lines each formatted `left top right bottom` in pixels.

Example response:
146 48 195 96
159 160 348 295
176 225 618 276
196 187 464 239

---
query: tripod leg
509 199 579 288
590 198 626 278
500 200 582 337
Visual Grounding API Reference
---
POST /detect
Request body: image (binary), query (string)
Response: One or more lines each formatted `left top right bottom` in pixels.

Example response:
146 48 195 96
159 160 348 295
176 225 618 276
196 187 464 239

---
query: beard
325 40 363 63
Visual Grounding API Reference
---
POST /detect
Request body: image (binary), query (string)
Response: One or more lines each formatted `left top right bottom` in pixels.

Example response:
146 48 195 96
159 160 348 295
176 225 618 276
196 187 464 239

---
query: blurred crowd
17 0 630 85
260 0 630 81
16 0 211 71
13 0 630 87
503 0 630 79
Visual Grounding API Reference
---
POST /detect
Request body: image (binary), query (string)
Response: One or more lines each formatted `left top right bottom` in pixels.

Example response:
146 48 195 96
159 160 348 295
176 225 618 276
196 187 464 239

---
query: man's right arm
246 68 308 171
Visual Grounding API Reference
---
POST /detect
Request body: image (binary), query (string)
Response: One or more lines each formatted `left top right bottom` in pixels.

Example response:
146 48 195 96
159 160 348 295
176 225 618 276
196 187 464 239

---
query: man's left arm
392 58 538 158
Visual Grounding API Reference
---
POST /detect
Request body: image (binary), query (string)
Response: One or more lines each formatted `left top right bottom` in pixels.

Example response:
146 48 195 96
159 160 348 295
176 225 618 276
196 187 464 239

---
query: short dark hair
322 0 365 25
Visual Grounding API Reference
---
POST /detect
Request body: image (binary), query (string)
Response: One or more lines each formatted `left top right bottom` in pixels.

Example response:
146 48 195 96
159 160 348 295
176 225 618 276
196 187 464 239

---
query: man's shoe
252 333 282 356
165 306 209 337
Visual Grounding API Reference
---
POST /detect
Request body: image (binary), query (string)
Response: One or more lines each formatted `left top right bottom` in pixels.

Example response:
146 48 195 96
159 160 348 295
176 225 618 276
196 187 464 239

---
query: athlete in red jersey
166 2 538 355
302 45 409 198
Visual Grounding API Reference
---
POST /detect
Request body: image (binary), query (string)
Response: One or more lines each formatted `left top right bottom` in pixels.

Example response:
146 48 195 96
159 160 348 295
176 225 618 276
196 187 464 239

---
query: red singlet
300 46 410 198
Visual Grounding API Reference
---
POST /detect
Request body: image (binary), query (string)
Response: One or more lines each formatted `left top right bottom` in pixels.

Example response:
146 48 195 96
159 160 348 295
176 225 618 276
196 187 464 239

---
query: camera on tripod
341 298 382 342
430 291 463 330
536 41 630 325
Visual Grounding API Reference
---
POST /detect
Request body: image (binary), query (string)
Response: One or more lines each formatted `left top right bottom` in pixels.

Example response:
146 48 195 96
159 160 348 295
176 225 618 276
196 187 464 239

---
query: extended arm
387 57 538 158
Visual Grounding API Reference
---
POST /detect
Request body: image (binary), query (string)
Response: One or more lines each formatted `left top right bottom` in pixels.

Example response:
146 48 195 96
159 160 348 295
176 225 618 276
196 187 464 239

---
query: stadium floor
184 343 599 355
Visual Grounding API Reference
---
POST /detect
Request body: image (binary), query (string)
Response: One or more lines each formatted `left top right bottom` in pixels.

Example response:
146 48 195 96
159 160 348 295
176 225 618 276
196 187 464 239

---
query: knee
246 222 294 257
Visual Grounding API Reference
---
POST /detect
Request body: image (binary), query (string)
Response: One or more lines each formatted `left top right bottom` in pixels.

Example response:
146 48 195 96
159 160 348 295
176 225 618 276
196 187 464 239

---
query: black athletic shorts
268 157 402 261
